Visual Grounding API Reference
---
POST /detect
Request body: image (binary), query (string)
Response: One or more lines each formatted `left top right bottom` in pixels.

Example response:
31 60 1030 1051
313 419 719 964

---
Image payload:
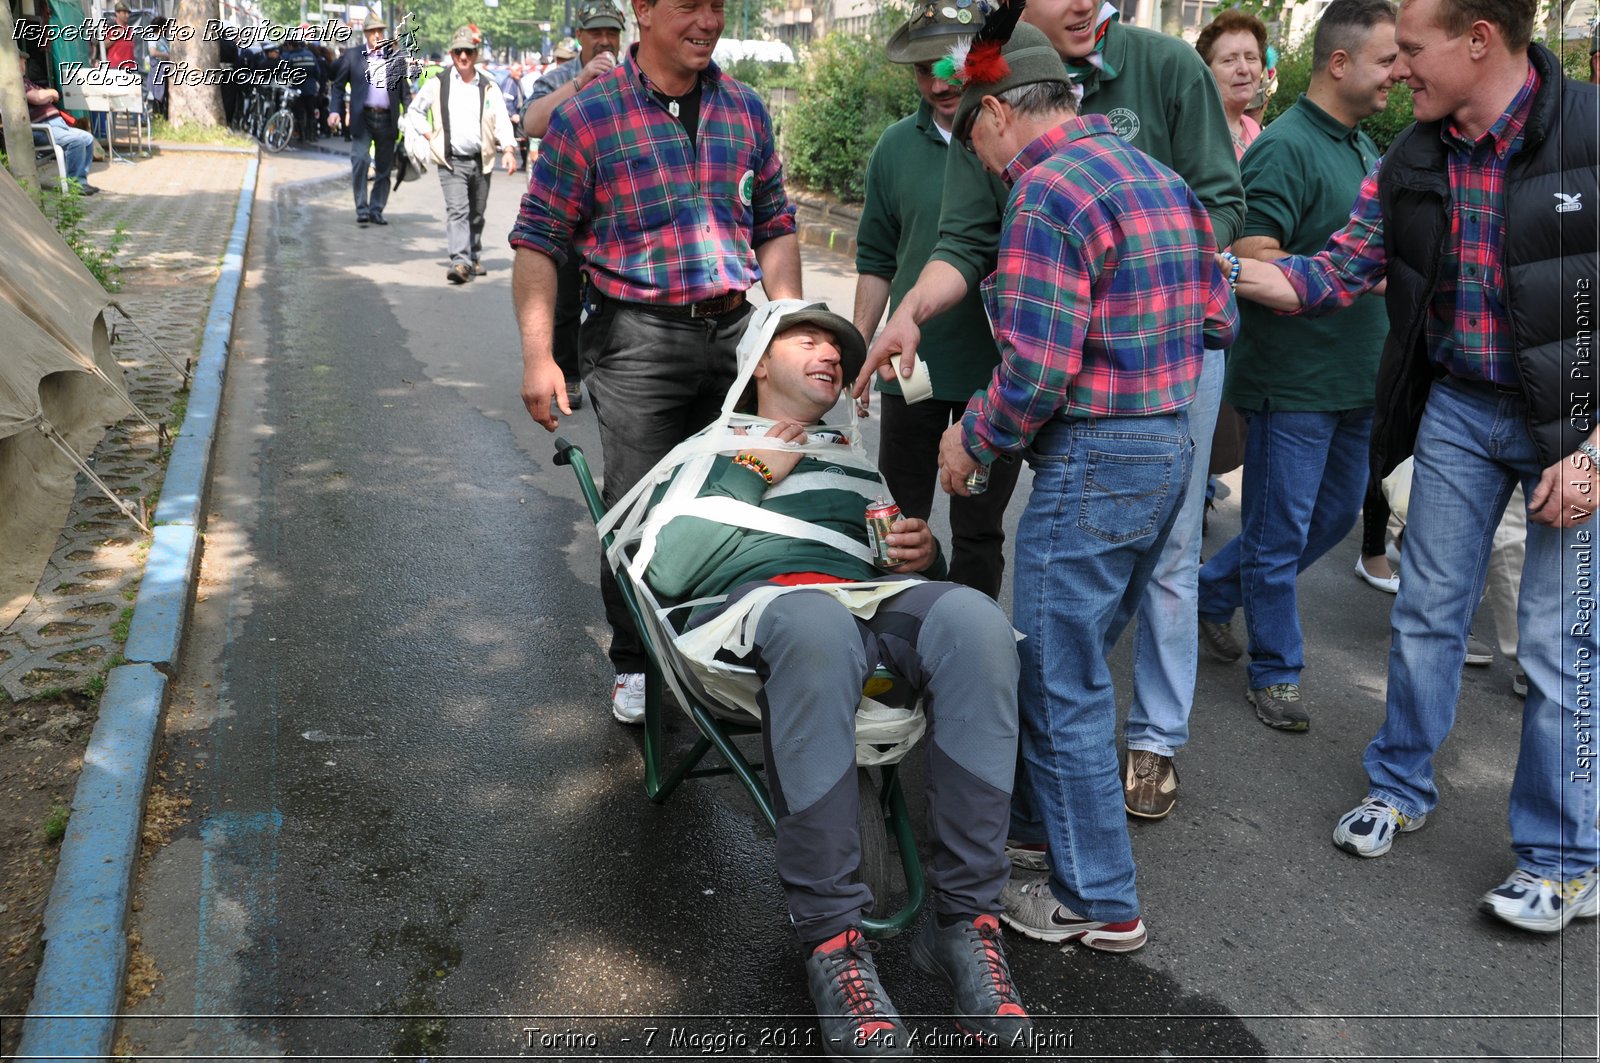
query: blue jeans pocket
1076 447 1178 544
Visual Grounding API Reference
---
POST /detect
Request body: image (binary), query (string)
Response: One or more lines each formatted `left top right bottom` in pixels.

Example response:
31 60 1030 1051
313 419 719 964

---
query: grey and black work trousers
744 580 1020 943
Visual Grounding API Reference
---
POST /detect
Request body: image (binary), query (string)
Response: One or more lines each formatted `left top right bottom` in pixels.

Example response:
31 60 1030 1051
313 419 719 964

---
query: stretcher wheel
856 767 895 918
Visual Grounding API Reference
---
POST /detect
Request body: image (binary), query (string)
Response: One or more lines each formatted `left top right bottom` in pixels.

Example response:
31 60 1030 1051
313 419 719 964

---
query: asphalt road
124 149 1597 1062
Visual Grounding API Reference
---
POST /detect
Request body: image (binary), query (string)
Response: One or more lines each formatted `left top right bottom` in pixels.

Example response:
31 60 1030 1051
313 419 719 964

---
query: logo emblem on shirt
739 169 755 207
1106 108 1140 142
1555 192 1583 213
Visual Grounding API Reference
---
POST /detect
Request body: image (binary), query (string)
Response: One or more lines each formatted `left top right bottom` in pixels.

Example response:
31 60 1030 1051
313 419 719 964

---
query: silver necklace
668 99 680 118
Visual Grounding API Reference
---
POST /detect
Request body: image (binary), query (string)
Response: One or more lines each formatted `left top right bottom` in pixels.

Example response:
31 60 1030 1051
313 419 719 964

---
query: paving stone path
0 148 252 701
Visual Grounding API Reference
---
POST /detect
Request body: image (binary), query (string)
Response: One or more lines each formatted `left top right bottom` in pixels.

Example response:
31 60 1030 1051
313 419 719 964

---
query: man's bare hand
884 517 936 573
753 420 810 485
328 112 342 131
521 361 568 431
1528 454 1597 527
937 423 981 497
854 307 921 400
578 51 617 87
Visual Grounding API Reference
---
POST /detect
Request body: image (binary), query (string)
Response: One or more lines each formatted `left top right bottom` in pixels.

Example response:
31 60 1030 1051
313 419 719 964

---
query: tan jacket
404 69 516 171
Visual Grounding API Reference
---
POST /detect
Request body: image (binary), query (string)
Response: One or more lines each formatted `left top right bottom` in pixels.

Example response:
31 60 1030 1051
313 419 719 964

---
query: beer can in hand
865 499 901 568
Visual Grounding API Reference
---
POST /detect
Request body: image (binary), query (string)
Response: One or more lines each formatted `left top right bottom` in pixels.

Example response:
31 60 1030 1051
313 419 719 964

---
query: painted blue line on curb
122 524 199 667
17 154 260 1063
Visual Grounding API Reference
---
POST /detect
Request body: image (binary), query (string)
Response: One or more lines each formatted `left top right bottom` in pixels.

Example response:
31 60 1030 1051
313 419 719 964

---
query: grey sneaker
1200 618 1242 663
804 928 910 1058
1247 683 1308 732
1123 749 1178 819
1464 631 1493 666
999 877 1148 952
1480 868 1599 933
909 914 1031 1042
1332 796 1426 858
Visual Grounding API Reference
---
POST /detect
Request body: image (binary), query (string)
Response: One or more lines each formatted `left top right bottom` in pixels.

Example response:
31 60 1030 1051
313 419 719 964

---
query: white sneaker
1480 868 1600 933
1332 796 1426 858
611 672 646 725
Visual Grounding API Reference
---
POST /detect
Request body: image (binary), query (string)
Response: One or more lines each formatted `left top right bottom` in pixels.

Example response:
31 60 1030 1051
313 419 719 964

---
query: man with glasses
851 5 1022 600
405 25 520 283
328 16 412 225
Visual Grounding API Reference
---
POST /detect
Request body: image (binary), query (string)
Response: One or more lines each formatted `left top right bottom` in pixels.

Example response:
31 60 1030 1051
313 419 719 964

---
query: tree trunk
169 0 224 128
1160 0 1185 39
0 4 41 191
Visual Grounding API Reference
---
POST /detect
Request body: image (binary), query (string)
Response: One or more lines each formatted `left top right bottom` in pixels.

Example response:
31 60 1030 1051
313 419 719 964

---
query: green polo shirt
857 101 1005 401
1225 94 1387 412
930 20 1246 288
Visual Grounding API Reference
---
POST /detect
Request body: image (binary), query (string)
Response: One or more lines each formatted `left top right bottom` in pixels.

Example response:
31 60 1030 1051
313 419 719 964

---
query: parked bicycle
233 77 303 153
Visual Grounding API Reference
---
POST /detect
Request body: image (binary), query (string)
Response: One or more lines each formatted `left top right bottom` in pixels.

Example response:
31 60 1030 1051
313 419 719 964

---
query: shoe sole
612 708 643 725
1125 797 1175 820
1464 653 1493 666
1000 912 1148 952
1479 896 1599 933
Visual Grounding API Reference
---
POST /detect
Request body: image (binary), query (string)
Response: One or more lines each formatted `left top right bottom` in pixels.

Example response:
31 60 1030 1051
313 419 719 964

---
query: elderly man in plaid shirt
930 23 1237 952
510 0 802 725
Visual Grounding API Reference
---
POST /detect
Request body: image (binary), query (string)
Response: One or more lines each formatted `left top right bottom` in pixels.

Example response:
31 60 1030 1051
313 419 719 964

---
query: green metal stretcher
554 435 927 937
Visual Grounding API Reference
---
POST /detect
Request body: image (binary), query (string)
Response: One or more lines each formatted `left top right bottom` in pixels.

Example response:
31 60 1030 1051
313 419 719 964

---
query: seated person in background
20 55 98 195
642 301 1030 1058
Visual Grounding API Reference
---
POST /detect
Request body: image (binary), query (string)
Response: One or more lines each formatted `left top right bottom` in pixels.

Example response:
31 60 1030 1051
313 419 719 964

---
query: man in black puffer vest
1229 0 1598 935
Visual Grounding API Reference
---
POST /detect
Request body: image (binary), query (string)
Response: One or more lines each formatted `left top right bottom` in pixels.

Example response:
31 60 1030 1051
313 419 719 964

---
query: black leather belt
1448 374 1521 397
614 290 747 319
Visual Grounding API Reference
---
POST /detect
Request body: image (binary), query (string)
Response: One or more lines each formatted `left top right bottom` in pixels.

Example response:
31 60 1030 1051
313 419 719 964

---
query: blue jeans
1124 346 1223 757
1010 411 1191 921
33 116 95 187
1366 378 1599 878
1198 407 1372 688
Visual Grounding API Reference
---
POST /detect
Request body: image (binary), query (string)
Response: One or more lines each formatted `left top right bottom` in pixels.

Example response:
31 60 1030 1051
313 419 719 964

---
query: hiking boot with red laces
804 927 911 1058
910 914 1031 1043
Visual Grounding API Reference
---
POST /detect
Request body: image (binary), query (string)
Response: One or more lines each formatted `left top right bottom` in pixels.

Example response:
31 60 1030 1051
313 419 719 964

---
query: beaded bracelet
733 453 774 484
1220 250 1242 288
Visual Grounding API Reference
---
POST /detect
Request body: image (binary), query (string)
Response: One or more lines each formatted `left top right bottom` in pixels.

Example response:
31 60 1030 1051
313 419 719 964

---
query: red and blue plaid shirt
508 46 796 305
963 117 1238 462
1280 64 1541 386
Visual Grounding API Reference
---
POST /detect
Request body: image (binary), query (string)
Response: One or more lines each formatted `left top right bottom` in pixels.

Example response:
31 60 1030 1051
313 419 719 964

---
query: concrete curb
15 155 260 1063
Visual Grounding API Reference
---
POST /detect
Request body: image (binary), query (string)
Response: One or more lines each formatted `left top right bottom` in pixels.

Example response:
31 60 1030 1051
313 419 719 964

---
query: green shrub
782 32 919 202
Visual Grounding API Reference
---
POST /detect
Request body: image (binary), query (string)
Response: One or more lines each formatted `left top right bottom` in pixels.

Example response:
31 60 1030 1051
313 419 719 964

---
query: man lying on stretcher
640 301 1031 1058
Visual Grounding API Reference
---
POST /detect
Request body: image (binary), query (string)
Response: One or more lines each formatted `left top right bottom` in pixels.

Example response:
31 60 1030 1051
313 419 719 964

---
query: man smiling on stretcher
639 301 1031 1058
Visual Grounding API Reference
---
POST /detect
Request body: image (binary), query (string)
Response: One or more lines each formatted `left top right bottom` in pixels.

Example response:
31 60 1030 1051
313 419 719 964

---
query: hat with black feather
946 7 1071 141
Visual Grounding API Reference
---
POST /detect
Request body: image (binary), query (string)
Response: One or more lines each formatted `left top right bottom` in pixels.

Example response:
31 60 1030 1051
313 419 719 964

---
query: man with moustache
851 5 1023 599
1229 0 1598 933
520 0 628 412
511 0 801 725
858 0 1245 832
1195 0 1399 738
